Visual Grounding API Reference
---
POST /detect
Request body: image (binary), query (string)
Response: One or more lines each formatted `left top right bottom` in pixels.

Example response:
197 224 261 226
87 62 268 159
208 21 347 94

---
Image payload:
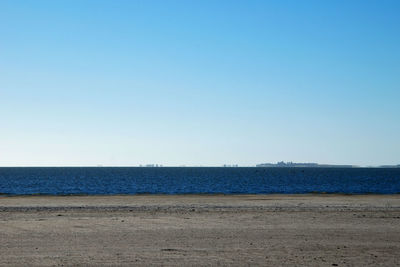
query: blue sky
1 0 399 166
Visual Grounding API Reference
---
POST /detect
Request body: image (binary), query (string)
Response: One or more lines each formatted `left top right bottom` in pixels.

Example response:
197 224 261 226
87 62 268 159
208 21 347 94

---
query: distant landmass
256 161 400 168
377 164 400 168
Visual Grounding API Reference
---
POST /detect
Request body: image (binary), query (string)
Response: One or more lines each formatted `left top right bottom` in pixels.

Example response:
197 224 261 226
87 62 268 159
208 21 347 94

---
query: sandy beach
1 194 400 266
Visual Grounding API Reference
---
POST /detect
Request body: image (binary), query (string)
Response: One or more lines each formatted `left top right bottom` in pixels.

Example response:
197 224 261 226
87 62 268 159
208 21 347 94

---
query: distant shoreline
0 165 399 168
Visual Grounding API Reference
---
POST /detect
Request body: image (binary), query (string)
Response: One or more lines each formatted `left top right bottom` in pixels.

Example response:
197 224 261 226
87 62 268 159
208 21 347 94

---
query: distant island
256 161 400 168
110 162 400 168
377 164 400 168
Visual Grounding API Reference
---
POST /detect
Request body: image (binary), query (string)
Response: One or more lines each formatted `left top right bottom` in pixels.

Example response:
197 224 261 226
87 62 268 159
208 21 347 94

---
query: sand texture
1 194 400 266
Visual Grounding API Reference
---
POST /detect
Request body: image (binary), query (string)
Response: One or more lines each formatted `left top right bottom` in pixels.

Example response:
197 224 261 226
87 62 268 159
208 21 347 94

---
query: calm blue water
0 167 399 195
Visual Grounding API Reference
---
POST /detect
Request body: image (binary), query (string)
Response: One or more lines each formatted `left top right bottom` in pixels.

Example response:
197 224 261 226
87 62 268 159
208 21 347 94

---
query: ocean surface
0 167 399 195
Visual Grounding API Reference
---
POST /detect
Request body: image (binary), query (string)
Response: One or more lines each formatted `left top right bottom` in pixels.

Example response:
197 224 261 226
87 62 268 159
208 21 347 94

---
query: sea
0 167 399 195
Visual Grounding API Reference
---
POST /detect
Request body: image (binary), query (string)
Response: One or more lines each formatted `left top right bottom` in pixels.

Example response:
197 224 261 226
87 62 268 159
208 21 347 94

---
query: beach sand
1 194 400 266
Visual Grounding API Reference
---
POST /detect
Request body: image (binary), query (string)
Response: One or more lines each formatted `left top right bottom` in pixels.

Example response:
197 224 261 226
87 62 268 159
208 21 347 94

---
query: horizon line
0 164 399 168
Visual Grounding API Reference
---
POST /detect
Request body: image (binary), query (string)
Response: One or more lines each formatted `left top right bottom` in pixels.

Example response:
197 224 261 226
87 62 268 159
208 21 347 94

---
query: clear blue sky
1 0 399 166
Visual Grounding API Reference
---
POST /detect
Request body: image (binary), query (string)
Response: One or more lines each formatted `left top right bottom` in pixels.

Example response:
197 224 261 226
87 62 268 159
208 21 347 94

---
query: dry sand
1 194 400 266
